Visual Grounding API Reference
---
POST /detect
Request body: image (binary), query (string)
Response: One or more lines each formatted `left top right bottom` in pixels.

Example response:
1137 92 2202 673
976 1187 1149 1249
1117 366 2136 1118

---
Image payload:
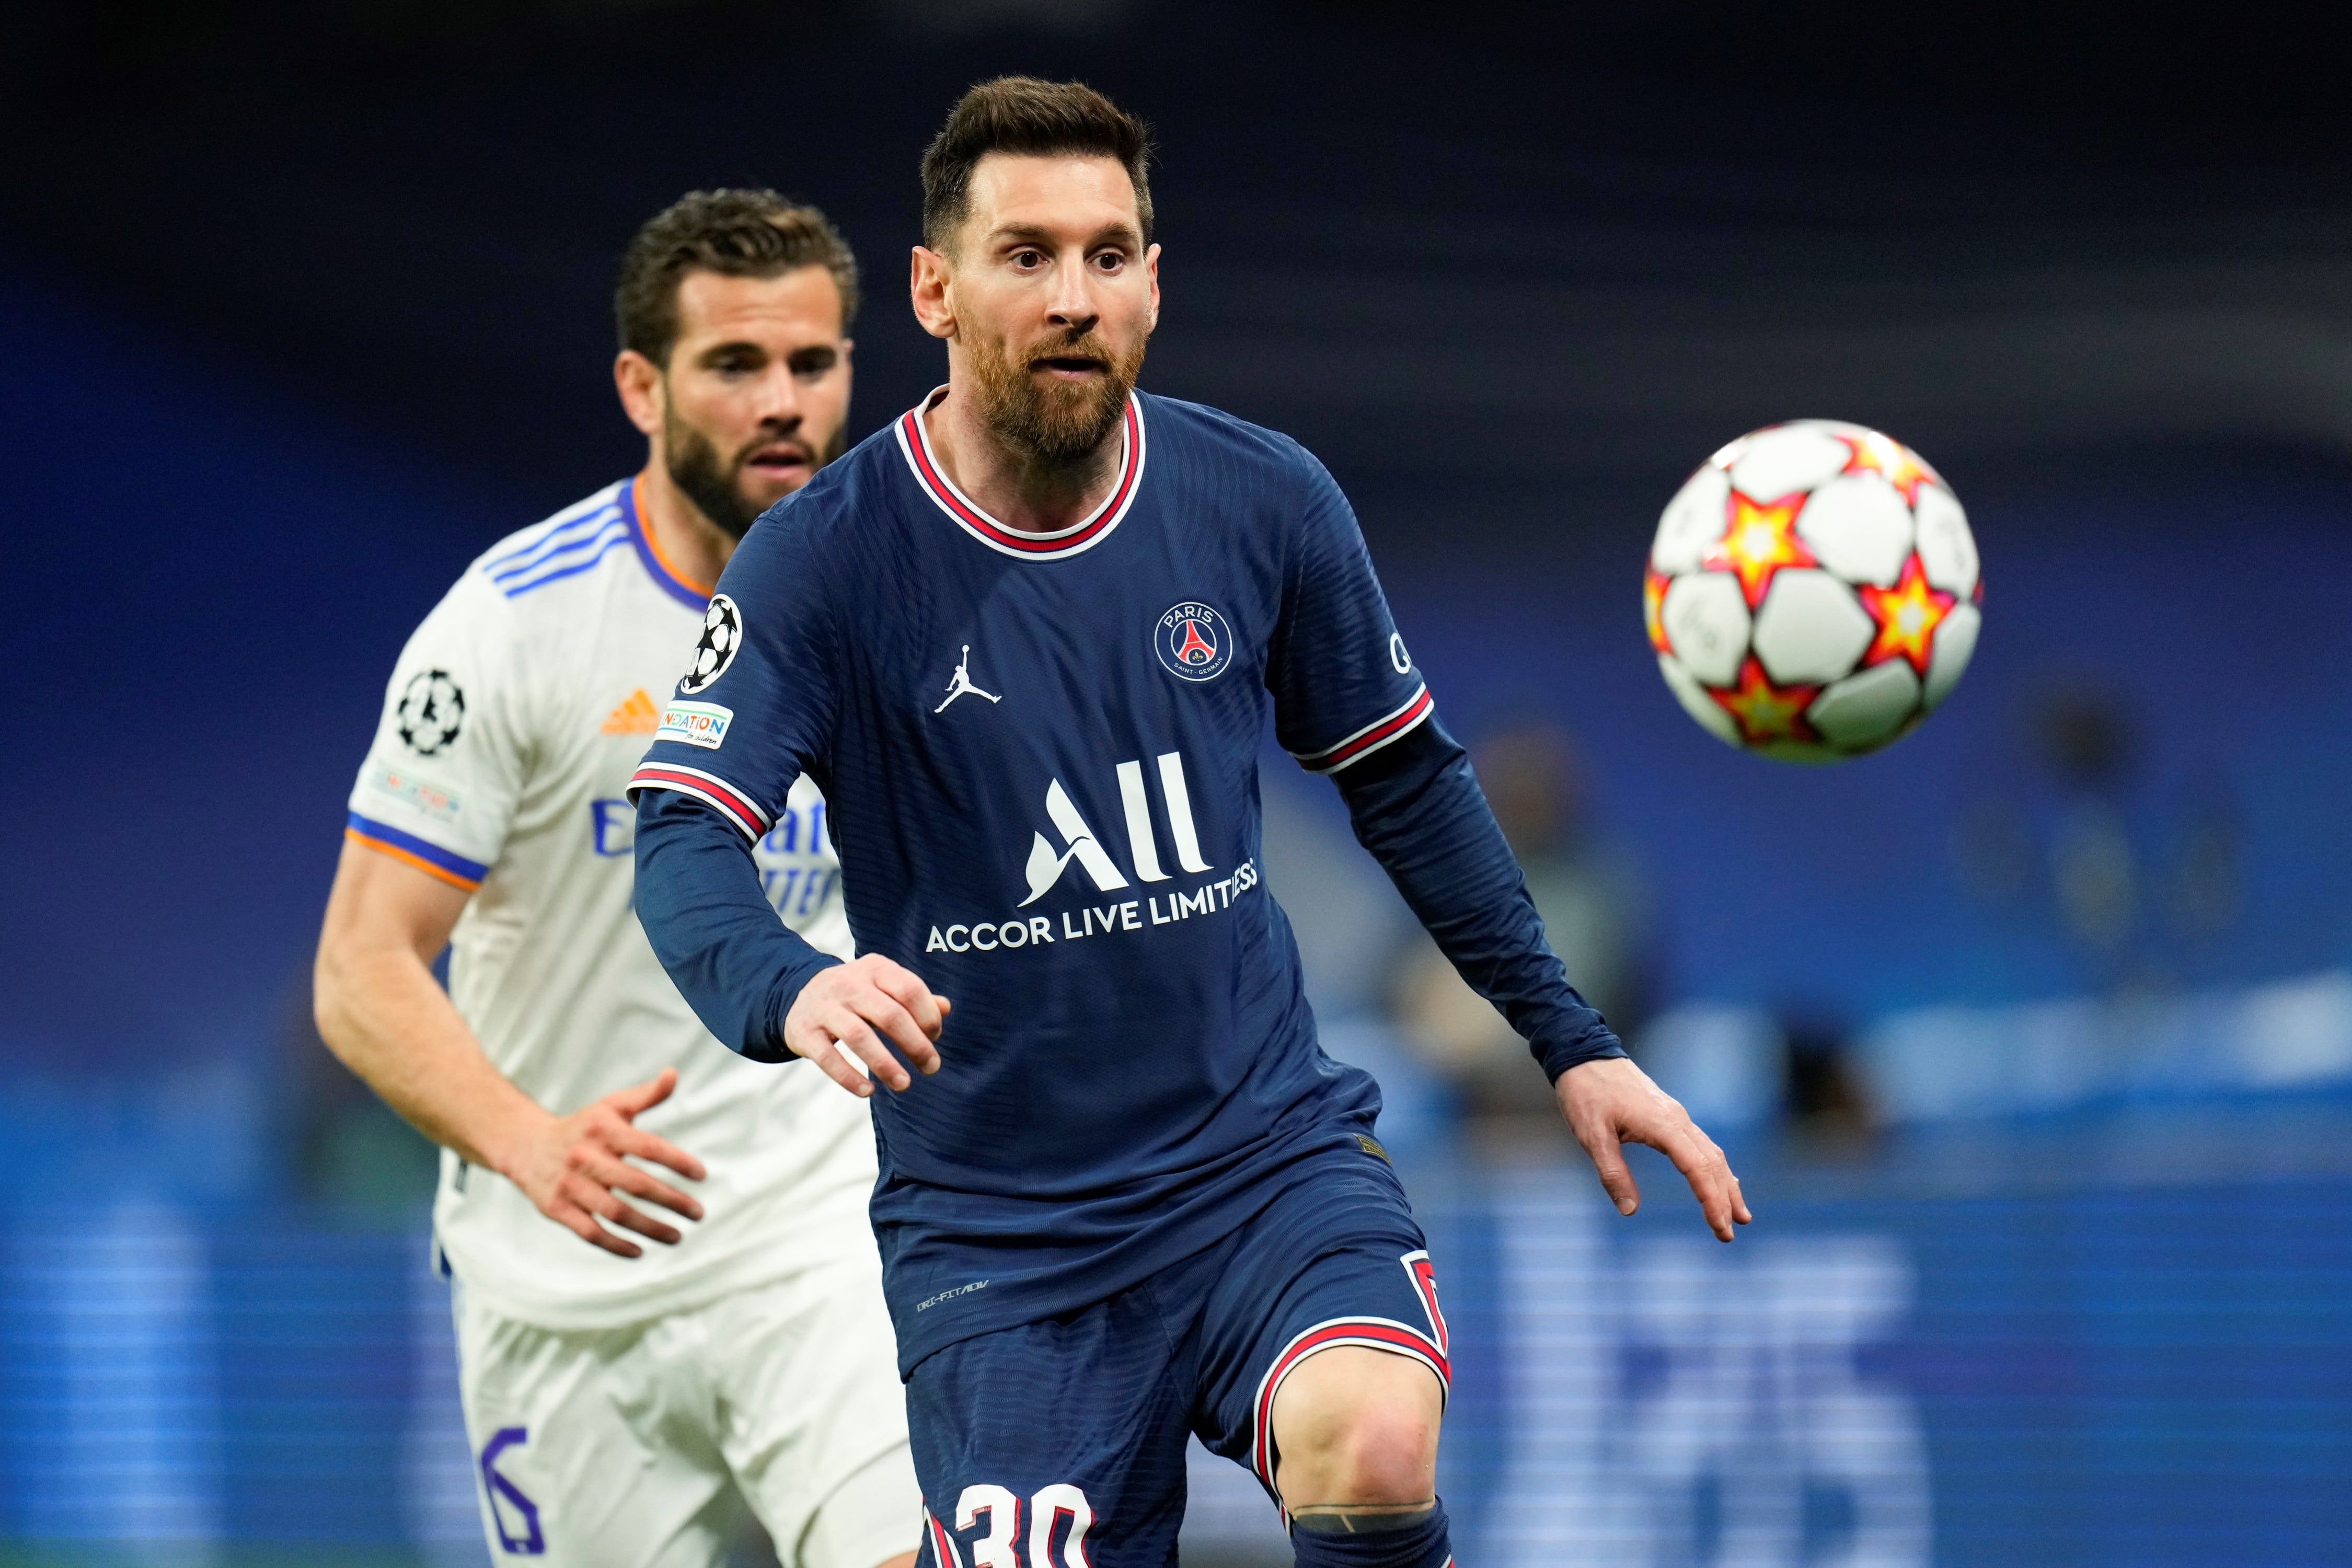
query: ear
909 245 956 341
1145 241 1161 333
614 350 665 439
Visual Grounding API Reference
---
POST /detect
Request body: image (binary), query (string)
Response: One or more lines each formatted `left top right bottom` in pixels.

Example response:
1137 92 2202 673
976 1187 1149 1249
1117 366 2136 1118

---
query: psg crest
1155 601 1233 683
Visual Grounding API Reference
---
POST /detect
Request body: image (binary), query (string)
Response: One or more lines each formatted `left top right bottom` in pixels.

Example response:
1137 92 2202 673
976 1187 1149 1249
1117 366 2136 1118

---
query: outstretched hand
783 954 951 1097
504 1067 709 1258
1556 1056 1752 1241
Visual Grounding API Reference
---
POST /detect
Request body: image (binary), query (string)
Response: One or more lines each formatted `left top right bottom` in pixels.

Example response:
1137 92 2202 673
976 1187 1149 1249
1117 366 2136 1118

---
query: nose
1045 258 1097 335
755 363 803 428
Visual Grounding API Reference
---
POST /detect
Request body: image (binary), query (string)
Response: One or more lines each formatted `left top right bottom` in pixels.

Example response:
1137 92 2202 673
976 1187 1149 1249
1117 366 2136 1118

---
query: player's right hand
783 954 950 1097
1555 1056 1752 1242
504 1068 709 1259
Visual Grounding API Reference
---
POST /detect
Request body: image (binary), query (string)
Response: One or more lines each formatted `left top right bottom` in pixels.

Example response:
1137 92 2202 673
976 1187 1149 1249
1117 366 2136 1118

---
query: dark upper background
15 0 2352 498
3 0 2349 1123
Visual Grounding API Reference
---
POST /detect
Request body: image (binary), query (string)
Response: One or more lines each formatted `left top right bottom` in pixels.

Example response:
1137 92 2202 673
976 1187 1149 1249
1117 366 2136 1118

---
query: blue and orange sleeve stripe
344 813 489 891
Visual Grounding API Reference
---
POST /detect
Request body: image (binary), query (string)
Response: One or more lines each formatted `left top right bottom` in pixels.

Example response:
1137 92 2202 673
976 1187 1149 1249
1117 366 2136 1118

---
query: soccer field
1 1143 2347 1564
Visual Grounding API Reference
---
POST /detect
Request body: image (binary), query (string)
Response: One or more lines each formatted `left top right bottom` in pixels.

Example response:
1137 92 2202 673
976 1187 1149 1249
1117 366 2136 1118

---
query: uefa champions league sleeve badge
396 668 466 756
679 595 743 695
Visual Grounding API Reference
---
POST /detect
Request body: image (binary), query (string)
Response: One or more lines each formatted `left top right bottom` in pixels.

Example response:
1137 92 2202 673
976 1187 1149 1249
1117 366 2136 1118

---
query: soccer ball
1645 420 1981 762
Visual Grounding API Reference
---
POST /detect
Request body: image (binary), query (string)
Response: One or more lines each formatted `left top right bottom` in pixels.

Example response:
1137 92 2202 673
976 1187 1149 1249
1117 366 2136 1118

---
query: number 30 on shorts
929 1483 1093 1568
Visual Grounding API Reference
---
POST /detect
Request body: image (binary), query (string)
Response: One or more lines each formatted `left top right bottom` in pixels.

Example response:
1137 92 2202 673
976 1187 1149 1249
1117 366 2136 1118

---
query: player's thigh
453 1285 737 1567
908 1287 1193 1568
708 1252 922 1568
1189 1146 1452 1503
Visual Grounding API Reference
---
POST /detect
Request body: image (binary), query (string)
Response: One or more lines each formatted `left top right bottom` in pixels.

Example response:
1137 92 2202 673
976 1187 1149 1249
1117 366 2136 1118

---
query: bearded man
314 191 919 1568
631 81 1749 1568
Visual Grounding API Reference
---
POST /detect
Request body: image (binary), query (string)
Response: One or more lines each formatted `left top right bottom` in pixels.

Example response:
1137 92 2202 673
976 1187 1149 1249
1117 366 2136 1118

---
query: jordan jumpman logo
934 646 1002 713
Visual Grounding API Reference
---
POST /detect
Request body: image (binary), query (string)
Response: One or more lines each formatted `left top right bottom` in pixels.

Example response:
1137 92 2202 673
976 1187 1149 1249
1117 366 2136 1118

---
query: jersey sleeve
626 505 838 838
1266 453 1435 775
343 572 529 891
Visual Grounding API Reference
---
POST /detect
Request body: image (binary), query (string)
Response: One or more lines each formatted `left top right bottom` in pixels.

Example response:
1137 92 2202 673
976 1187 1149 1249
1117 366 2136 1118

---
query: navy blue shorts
909 1138 1451 1568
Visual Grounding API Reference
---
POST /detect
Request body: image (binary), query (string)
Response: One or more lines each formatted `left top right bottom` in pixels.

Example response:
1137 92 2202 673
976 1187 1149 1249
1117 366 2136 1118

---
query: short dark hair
614 189 859 367
920 77 1154 253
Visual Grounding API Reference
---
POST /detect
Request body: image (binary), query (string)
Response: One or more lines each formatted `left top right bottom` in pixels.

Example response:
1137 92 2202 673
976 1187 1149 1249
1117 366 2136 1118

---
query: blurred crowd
286 687 2265 1204
1290 686 2257 1172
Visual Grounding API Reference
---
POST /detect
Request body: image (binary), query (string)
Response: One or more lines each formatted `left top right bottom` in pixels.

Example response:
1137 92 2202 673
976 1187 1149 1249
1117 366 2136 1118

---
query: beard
966 324 1147 467
664 409 844 541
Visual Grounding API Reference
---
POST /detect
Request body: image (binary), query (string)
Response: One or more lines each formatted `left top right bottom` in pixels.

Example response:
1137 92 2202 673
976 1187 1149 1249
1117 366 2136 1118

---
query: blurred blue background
3 1 2351 1562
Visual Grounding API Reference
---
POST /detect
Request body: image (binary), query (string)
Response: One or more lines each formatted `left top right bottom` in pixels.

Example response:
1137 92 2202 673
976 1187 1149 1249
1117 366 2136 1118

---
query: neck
633 457 732 594
921 380 1124 535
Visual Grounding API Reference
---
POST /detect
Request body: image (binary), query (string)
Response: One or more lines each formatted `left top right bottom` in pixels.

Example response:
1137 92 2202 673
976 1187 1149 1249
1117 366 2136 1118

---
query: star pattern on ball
1702 491 1816 609
1643 567 1672 653
1857 554 1957 675
1839 430 1938 506
1708 657 1820 746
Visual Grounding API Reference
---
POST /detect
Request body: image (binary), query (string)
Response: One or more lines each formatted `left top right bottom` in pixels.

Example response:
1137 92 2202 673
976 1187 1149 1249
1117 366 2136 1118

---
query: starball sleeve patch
678 594 743 695
396 668 467 756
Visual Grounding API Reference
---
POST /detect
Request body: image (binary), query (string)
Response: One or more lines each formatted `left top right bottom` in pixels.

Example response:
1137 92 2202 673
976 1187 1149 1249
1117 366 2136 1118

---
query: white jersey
347 479 872 1330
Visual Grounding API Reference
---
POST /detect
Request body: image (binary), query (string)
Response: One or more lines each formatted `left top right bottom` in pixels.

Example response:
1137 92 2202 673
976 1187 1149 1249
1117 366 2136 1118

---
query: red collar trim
894 386 1146 560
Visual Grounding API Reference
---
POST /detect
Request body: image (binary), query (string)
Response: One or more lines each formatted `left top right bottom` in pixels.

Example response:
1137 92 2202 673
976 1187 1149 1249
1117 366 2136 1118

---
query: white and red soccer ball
1646 420 1981 762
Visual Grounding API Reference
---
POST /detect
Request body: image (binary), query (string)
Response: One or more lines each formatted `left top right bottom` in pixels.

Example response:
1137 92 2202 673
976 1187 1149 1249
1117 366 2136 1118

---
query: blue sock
1289 1501 1453 1568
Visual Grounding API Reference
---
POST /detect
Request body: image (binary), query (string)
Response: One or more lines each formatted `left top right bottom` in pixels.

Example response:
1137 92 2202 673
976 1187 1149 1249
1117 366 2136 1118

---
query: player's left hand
501 1067 709 1259
1555 1056 1752 1241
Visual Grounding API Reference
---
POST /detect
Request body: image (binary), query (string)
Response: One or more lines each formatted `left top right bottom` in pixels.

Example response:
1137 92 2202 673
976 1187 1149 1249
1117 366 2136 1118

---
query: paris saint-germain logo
1155 601 1233 683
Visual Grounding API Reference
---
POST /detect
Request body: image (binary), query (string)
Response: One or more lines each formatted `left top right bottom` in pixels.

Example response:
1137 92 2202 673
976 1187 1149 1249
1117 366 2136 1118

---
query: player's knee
1277 1371 1438 1506
1324 1409 1436 1505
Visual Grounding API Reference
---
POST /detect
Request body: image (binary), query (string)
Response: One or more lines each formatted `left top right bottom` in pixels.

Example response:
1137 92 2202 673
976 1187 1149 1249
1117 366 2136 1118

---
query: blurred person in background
1950 683 2244 991
2039 688 2144 970
310 192 919 1568
1777 1007 1875 1152
1392 720 1655 1150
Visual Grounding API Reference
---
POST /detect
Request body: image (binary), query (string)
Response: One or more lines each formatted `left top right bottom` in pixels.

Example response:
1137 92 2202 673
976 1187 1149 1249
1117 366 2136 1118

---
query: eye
1011 249 1046 270
1091 251 1125 273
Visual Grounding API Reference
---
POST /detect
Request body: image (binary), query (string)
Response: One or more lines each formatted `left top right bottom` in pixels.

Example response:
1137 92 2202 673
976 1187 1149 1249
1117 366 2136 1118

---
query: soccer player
313 192 920 1568
629 83 1750 1568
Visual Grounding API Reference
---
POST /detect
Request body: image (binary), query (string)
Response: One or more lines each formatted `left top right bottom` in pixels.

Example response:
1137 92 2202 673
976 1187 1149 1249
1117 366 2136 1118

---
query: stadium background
3 1 2350 1562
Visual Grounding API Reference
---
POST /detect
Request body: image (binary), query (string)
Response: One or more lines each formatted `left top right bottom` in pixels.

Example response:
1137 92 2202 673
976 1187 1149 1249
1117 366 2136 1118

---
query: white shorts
452 1247 919 1568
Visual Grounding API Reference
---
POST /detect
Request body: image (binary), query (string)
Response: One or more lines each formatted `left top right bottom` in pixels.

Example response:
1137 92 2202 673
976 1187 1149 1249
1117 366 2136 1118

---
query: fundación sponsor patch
655 701 733 750
366 764 461 822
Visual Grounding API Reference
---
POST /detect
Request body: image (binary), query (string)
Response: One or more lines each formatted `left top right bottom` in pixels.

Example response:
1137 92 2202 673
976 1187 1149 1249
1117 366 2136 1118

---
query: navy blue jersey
634 390 1478 1367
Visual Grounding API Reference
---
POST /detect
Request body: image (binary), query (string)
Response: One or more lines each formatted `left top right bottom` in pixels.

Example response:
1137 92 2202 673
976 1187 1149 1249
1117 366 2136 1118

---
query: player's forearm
313 938 548 1171
633 789 841 1059
1334 722 1626 1080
